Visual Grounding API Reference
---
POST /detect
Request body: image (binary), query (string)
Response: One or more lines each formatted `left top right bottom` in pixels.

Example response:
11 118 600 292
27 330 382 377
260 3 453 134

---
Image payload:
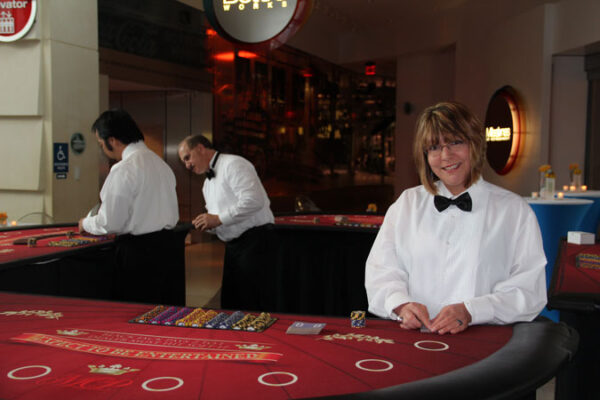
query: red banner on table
11 333 282 362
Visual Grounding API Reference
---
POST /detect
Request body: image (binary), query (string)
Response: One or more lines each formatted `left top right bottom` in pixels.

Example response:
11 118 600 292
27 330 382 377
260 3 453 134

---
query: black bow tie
434 192 472 212
205 152 220 180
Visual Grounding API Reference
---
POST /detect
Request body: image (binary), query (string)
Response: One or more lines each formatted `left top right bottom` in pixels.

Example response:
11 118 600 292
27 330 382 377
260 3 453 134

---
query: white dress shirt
365 178 547 325
82 141 179 235
203 153 274 242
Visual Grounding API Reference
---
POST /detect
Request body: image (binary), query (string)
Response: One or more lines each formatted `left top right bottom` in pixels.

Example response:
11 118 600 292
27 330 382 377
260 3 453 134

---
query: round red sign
0 0 37 42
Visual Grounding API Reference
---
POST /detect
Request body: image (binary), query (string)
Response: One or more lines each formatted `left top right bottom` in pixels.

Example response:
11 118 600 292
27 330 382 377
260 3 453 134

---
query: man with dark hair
79 109 181 304
178 135 274 310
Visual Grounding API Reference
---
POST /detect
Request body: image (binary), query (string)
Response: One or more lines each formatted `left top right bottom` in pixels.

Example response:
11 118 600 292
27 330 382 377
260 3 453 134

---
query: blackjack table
265 214 384 316
0 223 188 306
0 224 116 299
548 239 600 400
0 292 577 400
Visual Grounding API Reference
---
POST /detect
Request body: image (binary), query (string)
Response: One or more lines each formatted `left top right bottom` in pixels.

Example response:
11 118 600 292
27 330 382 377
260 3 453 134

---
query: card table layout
0 224 117 300
0 224 188 306
525 198 593 320
266 214 384 316
0 292 577 400
548 239 599 400
0 224 113 268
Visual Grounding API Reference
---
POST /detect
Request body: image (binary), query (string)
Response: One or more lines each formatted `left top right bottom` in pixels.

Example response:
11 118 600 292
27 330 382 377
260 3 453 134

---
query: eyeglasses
426 140 467 157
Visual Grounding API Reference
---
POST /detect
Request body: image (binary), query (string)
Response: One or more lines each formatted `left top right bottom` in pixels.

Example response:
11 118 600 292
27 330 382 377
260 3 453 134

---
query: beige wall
0 0 100 224
289 0 600 199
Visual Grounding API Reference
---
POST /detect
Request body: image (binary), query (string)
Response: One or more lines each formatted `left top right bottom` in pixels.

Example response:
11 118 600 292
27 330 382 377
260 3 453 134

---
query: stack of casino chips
191 310 218 328
175 308 205 327
232 314 256 330
48 238 99 247
204 312 228 329
218 311 245 329
134 305 167 323
350 310 366 328
247 313 274 332
162 307 193 326
130 307 278 332
576 253 600 269
149 306 179 324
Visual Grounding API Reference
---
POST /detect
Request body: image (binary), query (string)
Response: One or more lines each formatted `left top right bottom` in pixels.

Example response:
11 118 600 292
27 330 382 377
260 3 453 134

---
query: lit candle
10 221 17 226
531 192 539 198
569 185 577 192
557 192 564 199
581 185 588 191
563 185 569 191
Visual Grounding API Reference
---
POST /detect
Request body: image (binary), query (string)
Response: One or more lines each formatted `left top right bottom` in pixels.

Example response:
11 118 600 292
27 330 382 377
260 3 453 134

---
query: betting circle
258 371 298 387
414 340 450 351
355 359 394 372
7 365 52 380
141 377 184 392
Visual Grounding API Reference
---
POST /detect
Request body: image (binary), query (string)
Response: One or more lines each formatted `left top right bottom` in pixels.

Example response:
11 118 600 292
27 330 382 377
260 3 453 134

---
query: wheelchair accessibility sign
53 143 69 174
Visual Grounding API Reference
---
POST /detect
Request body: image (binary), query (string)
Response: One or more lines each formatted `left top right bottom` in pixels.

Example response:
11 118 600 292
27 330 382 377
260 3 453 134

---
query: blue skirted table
564 190 600 235
525 197 593 320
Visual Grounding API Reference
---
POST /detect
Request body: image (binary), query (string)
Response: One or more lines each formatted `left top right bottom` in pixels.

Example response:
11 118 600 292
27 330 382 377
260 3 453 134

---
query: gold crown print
236 343 269 351
88 364 140 376
57 329 86 336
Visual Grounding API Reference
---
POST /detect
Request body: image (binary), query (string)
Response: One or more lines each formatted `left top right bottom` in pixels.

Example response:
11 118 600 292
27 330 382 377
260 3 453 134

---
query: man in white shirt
79 109 181 304
365 102 547 334
178 135 274 310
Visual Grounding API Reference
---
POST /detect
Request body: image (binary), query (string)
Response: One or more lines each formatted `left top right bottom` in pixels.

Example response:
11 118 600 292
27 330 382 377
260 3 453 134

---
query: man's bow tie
434 192 472 212
205 168 215 180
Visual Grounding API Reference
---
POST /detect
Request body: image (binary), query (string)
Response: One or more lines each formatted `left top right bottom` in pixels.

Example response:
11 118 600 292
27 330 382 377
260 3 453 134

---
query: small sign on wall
53 142 68 174
70 132 86 155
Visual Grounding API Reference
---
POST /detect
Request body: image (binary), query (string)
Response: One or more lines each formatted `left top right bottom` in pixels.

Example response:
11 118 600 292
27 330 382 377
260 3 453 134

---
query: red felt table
548 239 599 400
0 224 117 301
275 214 384 231
260 214 386 316
0 292 576 400
549 239 600 311
0 225 112 267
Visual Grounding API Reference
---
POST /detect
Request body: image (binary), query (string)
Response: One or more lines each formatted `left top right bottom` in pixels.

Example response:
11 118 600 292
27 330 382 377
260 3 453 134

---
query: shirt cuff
464 296 494 325
384 292 411 319
219 210 234 226
82 217 93 234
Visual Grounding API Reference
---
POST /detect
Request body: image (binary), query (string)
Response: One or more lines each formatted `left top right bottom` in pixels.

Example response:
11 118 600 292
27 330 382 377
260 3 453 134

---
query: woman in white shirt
365 101 546 334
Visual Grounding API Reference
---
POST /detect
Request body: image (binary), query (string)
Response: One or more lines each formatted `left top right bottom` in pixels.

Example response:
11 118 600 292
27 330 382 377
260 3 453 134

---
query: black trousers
114 228 187 306
220 224 272 311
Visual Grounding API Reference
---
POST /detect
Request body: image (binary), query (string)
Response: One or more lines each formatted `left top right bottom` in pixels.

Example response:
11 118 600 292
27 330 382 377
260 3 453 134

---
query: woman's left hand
430 303 472 335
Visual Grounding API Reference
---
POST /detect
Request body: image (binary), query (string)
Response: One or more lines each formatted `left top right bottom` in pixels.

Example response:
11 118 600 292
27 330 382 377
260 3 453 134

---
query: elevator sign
0 0 37 42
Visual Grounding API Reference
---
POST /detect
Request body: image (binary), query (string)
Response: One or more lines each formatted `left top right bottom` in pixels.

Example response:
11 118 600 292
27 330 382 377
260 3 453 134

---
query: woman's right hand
393 302 433 331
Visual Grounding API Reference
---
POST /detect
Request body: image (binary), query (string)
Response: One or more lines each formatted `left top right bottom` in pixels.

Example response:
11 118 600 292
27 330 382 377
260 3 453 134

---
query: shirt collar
209 151 220 169
122 141 147 161
436 177 484 199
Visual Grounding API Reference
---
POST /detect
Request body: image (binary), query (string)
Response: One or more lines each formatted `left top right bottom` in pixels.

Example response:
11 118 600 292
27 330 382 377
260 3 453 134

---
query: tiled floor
183 240 555 400
184 239 224 309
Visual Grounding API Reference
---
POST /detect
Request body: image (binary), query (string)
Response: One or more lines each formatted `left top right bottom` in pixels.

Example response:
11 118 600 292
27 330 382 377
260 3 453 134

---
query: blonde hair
413 101 486 195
